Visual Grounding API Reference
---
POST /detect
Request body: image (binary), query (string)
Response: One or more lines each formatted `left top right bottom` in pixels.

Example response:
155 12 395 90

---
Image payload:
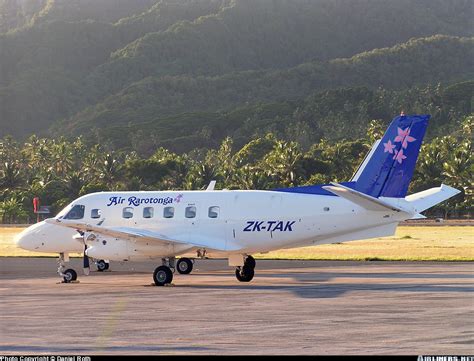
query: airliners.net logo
418 357 473 361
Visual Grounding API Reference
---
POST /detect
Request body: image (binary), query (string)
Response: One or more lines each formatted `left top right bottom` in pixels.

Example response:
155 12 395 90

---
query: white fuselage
16 189 407 261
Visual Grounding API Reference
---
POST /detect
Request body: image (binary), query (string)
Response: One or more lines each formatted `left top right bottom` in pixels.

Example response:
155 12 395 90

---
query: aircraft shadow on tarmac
174 271 474 299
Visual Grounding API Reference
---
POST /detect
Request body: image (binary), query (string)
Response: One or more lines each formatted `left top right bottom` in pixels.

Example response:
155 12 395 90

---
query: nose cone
15 221 45 251
14 221 83 253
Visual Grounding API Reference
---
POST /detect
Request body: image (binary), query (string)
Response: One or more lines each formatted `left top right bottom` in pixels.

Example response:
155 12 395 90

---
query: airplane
13 140 382 282
15 114 460 286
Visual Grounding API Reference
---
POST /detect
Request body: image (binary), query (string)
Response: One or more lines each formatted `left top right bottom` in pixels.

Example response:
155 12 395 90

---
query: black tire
245 255 256 269
96 260 109 272
176 258 193 274
63 269 77 283
153 266 173 286
235 266 255 282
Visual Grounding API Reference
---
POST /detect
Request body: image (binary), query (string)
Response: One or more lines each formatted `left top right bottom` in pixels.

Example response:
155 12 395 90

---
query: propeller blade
83 244 90 276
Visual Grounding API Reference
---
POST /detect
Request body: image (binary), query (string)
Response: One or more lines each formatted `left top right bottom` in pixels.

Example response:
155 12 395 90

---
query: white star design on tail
383 140 396 154
393 149 407 164
394 127 416 149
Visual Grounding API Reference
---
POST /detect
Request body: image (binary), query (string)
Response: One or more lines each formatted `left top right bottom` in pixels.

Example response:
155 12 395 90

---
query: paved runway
0 258 473 355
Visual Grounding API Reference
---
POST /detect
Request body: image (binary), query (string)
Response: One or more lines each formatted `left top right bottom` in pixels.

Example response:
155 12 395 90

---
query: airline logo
106 195 176 206
383 127 417 164
244 220 296 232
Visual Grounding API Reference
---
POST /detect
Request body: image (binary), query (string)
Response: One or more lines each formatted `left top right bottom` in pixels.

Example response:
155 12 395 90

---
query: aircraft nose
14 228 35 250
14 221 46 251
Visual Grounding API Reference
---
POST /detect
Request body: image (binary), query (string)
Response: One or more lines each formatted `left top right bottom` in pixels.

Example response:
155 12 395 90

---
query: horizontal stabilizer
322 182 409 212
410 213 427 219
405 184 461 213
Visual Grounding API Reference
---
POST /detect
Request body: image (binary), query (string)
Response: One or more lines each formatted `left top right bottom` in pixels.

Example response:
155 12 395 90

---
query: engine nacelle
84 232 193 261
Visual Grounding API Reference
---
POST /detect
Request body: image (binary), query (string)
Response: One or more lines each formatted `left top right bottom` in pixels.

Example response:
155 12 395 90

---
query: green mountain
0 0 473 149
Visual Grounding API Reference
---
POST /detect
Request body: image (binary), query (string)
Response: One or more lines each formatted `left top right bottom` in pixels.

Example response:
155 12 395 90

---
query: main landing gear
235 255 256 282
96 259 110 272
176 257 193 274
153 257 175 286
152 257 194 286
58 252 77 283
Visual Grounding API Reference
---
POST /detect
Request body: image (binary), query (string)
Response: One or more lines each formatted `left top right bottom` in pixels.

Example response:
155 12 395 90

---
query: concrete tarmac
0 258 473 355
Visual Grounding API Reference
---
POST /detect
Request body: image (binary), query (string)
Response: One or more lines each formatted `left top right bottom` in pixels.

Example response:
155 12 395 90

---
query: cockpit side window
91 209 101 219
64 205 85 220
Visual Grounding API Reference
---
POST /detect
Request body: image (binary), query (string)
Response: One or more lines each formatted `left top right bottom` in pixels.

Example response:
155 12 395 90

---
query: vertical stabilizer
355 114 429 198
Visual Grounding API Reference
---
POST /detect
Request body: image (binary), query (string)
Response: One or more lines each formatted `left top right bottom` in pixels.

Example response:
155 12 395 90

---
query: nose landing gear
63 268 77 283
58 252 78 283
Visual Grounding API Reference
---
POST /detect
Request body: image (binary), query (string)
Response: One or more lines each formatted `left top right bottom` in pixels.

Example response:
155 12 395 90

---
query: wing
45 218 240 252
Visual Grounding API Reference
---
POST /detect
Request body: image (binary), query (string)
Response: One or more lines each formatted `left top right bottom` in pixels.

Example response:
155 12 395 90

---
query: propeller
73 230 91 275
83 240 90 276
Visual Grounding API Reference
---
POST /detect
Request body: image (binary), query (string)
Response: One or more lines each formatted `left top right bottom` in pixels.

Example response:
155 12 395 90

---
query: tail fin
355 114 429 198
350 139 381 181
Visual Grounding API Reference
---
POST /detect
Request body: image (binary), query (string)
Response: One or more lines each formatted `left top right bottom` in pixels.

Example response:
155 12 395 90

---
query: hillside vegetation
0 0 472 220
0 0 473 143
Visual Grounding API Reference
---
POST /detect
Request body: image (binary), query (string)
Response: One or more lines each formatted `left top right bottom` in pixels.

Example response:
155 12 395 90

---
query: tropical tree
51 140 74 177
0 161 24 197
0 196 28 223
262 140 303 187
99 153 123 189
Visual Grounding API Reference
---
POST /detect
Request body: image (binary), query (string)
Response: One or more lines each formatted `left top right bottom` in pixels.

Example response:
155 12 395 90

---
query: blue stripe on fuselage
272 181 356 195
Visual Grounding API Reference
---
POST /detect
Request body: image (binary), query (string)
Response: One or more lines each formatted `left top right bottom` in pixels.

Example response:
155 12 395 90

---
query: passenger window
123 207 134 219
143 207 154 219
91 209 101 219
208 206 219 218
163 206 174 219
64 205 85 219
185 206 196 218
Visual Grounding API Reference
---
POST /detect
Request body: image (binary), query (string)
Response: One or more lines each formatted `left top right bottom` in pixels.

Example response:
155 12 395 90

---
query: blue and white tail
354 114 429 198
275 113 459 212
323 113 459 216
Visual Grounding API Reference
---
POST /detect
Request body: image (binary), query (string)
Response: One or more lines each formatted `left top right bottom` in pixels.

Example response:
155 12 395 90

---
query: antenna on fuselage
206 180 216 191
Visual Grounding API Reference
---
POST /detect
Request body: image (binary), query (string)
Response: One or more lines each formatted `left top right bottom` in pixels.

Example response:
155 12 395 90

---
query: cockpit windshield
63 204 85 219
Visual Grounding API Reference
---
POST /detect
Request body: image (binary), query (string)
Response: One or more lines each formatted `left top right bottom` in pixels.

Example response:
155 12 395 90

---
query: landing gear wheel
176 258 193 274
63 269 77 283
245 255 256 269
153 266 173 286
235 266 255 282
96 260 109 272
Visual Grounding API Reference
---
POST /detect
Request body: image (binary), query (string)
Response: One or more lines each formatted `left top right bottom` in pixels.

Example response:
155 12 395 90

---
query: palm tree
0 196 28 223
99 153 123 189
263 140 302 187
232 165 268 190
63 171 86 199
51 140 74 177
0 162 23 194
